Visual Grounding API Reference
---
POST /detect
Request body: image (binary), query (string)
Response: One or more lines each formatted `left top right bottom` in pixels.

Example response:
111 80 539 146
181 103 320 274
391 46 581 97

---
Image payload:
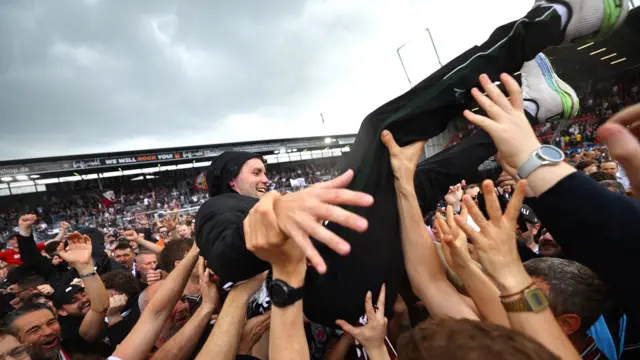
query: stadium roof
544 7 640 86
0 134 356 179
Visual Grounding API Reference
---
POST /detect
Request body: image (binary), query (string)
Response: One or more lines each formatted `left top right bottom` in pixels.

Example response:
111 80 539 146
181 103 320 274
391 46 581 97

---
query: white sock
524 100 539 118
536 1 569 28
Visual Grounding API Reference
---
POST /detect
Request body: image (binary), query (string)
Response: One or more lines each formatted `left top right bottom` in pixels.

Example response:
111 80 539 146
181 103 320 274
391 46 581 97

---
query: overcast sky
0 0 530 161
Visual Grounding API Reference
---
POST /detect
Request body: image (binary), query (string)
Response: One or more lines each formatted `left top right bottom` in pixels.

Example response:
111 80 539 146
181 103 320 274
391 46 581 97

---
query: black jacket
527 172 640 322
195 193 269 286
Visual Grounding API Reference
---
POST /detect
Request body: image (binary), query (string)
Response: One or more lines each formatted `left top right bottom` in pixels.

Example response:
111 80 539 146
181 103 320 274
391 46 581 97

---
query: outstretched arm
112 244 200 360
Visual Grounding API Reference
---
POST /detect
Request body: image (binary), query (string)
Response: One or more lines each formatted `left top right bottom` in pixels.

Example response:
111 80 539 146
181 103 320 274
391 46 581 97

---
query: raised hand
198 258 220 313
144 270 163 285
271 170 374 274
60 221 71 231
230 271 267 299
122 229 138 242
454 180 531 292
58 232 94 270
444 183 464 208
36 284 54 296
598 103 640 197
238 312 271 355
106 294 129 317
435 206 476 273
380 130 426 182
335 284 388 354
18 214 38 236
463 74 541 171
136 215 149 226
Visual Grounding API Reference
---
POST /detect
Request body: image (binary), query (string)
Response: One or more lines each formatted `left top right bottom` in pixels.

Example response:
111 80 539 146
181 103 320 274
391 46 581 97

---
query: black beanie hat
205 151 264 197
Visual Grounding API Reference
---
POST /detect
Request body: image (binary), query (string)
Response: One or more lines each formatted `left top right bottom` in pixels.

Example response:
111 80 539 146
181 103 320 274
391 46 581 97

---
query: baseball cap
52 284 84 308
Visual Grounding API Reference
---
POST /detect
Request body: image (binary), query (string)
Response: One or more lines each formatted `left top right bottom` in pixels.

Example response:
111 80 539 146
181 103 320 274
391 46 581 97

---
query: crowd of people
0 163 344 245
0 1 638 359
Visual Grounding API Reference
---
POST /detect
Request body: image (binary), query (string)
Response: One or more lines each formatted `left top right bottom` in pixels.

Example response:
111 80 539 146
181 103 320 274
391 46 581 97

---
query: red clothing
0 242 46 266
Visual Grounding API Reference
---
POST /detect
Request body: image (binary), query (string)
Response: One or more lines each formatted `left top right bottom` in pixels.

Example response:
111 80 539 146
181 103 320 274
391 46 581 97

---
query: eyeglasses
0 345 29 360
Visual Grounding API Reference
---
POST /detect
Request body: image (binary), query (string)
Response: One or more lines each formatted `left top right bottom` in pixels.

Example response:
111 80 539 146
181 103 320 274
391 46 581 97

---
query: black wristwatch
268 279 304 308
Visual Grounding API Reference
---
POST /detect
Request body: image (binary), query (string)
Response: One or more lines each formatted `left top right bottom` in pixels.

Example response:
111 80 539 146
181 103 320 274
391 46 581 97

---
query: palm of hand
60 243 93 265
474 220 519 277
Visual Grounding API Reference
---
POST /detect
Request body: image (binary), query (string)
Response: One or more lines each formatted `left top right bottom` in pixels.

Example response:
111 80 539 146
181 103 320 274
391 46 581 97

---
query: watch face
270 282 289 304
524 288 549 313
539 145 564 162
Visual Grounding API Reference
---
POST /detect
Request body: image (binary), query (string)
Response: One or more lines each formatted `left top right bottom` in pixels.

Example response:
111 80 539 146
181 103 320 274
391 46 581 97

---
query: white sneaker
521 53 579 123
533 0 630 44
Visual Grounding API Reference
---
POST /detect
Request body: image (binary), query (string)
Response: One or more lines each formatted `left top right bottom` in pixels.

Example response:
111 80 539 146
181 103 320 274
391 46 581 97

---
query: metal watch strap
501 288 549 313
78 271 97 279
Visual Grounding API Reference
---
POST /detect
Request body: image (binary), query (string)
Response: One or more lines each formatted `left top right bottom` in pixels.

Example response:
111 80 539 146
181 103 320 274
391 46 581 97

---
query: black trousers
304 5 565 327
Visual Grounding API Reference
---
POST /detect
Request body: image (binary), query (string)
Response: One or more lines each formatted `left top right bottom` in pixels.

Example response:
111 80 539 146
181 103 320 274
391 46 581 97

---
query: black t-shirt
58 314 114 357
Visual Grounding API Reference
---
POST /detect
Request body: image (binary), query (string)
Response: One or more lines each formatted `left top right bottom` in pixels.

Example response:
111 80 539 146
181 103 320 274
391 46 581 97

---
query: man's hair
44 241 61 256
113 242 134 253
575 160 597 172
524 258 614 333
136 249 158 261
0 328 18 340
599 180 626 195
589 171 617 182
101 269 140 297
2 302 56 329
600 160 618 167
17 275 45 289
158 239 193 273
397 318 560 360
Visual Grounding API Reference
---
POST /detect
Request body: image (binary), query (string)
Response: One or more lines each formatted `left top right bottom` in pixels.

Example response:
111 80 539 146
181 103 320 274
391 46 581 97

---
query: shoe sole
535 54 579 120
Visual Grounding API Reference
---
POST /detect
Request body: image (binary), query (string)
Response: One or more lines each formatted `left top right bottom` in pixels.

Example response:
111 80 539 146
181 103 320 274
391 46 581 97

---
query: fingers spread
314 203 369 233
377 283 386 311
314 170 354 189
481 180 503 221
318 189 374 208
300 219 351 255
501 73 524 111
479 74 512 111
505 181 528 221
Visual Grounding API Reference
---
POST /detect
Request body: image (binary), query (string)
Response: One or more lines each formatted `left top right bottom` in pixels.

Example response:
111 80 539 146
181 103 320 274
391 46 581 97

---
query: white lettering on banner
157 154 174 160
0 167 29 175
118 157 137 164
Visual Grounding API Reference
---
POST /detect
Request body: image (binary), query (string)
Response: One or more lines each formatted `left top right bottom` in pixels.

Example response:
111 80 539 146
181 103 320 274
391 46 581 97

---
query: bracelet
78 271 97 279
499 281 535 299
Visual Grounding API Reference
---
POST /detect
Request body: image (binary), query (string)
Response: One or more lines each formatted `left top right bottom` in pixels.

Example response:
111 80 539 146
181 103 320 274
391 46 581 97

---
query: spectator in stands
575 160 598 175
2 303 65 360
599 180 626 194
589 171 617 182
135 250 160 290
0 328 30 360
600 160 619 177
523 258 613 357
0 234 46 266
112 243 135 274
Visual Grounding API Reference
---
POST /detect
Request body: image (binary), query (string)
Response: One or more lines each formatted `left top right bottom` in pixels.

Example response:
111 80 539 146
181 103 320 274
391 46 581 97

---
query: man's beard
29 344 60 360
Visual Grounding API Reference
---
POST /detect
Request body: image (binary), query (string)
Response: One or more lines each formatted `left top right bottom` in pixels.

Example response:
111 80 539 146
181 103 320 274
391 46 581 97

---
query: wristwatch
268 279 304 308
501 287 549 313
516 145 565 179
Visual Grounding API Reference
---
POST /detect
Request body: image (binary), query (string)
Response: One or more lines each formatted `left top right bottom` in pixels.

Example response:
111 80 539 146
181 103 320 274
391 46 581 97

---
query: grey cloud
0 0 373 160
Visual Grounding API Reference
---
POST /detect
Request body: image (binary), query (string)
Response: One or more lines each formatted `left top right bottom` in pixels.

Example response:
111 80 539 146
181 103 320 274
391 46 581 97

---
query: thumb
380 130 399 152
496 153 518 179
335 319 359 337
599 123 640 186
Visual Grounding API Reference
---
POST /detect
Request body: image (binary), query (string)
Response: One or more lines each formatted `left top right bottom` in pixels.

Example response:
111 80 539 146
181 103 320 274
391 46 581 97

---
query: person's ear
57 308 68 317
556 313 582 336
174 260 181 269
